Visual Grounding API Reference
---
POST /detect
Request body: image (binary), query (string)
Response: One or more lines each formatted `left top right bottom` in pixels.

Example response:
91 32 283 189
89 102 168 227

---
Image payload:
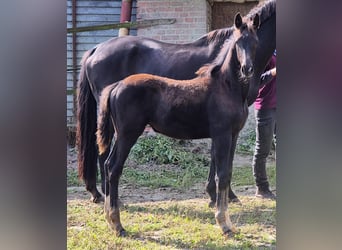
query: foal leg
104 141 125 236
206 142 239 206
101 147 124 207
99 124 114 196
227 133 240 203
206 145 217 208
99 149 109 198
212 134 236 236
105 129 143 237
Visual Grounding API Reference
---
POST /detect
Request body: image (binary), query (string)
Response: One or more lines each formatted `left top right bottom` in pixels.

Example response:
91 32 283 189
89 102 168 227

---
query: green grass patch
232 164 276 187
67 169 82 186
236 130 256 153
125 135 210 189
67 197 276 249
129 135 209 166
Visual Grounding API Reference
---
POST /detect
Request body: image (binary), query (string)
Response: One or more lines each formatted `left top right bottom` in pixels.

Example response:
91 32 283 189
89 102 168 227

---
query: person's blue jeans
252 108 276 188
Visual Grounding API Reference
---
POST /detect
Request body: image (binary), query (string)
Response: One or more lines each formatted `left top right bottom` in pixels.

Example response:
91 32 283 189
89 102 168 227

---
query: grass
67 197 275 249
67 162 276 191
67 134 276 249
236 129 256 153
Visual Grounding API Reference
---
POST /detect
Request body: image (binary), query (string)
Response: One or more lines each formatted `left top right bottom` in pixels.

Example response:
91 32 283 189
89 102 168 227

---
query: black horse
96 13 259 237
77 0 276 203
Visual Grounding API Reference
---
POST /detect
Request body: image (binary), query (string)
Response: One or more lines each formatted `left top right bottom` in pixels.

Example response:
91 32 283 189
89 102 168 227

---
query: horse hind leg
228 186 239 203
86 174 103 203
104 140 126 236
87 133 113 204
100 147 124 207
105 127 145 237
99 149 109 196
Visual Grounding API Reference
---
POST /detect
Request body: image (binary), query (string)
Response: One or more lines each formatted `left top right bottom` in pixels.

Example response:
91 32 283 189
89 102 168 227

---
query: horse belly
150 106 210 139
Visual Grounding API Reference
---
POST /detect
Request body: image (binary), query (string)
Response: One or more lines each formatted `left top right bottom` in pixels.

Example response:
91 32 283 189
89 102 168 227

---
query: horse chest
207 94 247 132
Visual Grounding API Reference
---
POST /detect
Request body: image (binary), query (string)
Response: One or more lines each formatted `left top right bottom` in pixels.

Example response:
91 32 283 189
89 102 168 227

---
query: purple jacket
254 55 276 110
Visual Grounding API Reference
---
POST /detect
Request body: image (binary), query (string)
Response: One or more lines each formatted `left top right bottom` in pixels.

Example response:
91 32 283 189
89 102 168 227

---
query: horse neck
218 45 239 84
193 28 234 60
256 14 276 75
247 13 276 104
218 44 251 103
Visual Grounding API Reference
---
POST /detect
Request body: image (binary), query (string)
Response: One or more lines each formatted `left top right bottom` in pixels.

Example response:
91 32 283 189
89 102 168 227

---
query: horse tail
76 48 98 183
96 84 117 155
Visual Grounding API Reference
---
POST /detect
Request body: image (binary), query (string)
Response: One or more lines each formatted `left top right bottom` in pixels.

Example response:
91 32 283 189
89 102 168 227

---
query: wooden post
72 0 77 126
119 0 133 36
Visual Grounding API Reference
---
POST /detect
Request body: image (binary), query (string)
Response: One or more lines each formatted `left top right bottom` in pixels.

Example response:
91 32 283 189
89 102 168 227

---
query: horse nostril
248 67 253 74
242 66 253 76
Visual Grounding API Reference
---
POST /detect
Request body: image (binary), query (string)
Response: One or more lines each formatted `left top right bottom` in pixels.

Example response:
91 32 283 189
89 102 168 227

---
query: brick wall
211 1 258 30
137 0 210 43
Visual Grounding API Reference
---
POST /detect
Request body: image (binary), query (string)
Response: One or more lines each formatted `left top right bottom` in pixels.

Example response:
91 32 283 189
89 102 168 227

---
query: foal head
233 12 259 80
196 13 260 82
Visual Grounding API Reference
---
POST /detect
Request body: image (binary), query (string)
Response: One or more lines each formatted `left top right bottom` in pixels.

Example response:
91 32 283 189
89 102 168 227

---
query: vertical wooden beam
119 0 133 36
72 0 77 124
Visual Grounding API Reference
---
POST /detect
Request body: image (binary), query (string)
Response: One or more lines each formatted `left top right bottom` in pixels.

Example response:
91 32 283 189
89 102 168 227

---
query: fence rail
67 18 176 33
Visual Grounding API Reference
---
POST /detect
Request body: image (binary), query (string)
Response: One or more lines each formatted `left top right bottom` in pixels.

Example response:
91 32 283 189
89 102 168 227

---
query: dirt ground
67 139 275 203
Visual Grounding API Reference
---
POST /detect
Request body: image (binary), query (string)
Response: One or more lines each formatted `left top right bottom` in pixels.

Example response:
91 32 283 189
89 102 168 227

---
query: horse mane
206 27 235 44
246 0 276 24
196 31 237 77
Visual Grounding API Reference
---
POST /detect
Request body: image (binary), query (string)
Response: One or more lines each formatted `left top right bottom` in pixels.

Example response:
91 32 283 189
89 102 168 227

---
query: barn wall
137 0 210 44
66 0 137 125
211 1 258 30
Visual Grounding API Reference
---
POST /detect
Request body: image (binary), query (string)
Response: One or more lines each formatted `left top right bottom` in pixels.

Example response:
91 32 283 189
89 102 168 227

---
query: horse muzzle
241 65 254 78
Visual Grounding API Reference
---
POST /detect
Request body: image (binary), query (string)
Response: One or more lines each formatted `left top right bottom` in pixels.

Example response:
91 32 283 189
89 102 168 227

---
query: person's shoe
255 187 276 200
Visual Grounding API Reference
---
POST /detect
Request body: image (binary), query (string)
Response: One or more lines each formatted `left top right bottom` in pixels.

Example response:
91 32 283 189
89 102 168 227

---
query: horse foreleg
227 133 240 203
207 140 239 206
212 134 237 236
215 188 236 236
206 144 217 208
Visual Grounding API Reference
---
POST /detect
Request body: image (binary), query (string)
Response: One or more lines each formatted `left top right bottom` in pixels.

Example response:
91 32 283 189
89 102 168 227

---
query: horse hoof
229 197 241 204
208 201 216 208
116 229 127 237
91 194 104 203
223 227 237 238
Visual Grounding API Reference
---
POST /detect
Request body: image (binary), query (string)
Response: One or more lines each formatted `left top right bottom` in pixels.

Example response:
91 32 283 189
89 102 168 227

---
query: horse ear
253 13 260 30
234 13 242 29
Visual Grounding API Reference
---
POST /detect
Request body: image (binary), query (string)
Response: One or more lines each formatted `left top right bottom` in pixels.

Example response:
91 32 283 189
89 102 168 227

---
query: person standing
252 51 276 199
